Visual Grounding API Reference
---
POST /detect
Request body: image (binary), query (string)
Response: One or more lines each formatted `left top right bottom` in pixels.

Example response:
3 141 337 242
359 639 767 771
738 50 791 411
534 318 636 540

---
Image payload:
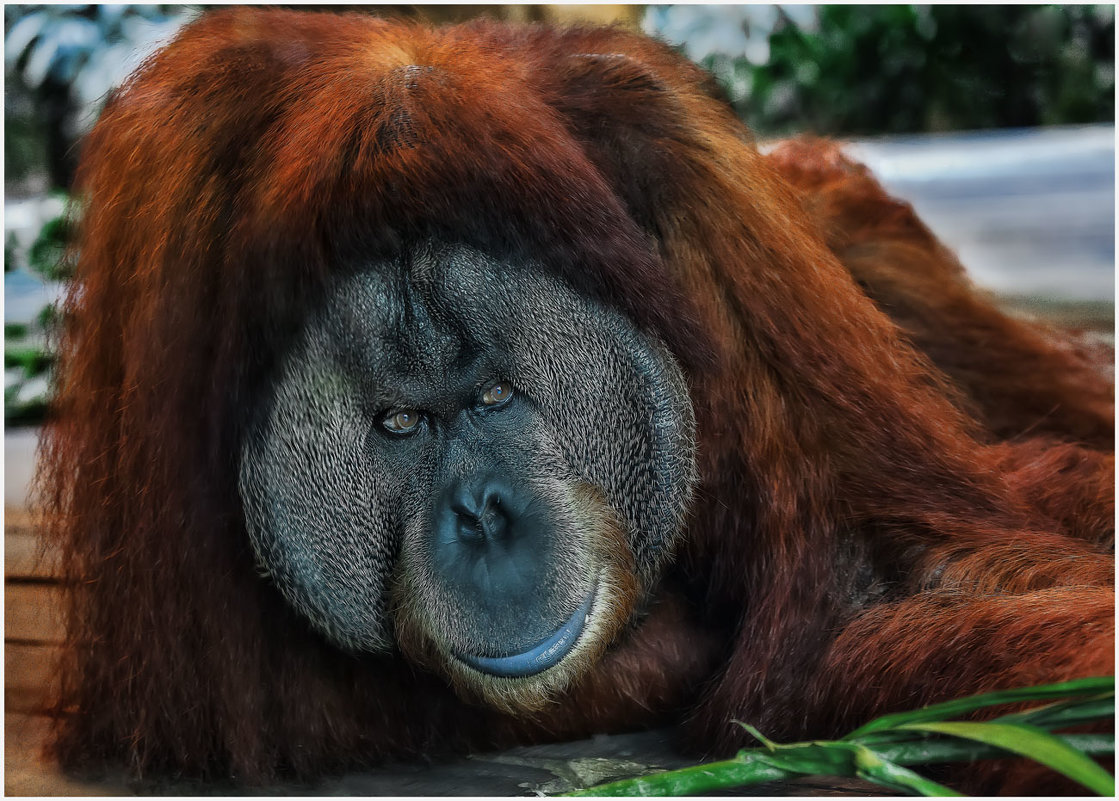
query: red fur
39 9 1112 792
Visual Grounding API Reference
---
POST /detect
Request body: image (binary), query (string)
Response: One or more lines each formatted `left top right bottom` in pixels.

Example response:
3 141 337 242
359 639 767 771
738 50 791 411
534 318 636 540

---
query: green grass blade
851 744 963 796
897 721 1115 796
855 695 1114 749
994 693 1114 730
876 732 1114 767
750 742 859 776
565 733 1114 796
846 677 1114 738
568 678 1115 796
734 721 778 748
563 752 792 796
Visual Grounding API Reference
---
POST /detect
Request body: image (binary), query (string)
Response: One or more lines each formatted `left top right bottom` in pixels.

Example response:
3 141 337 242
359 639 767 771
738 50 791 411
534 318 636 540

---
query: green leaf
851 744 963 796
873 732 1113 767
750 742 857 776
855 694 1115 752
734 721 778 749
846 676 1114 738
28 214 72 280
568 678 1115 796
897 721 1115 796
564 752 790 796
4 345 53 374
995 693 1114 730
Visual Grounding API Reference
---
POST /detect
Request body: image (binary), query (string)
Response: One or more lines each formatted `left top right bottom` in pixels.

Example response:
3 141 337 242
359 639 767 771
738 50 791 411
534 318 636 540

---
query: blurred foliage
5 308 57 424
5 4 190 189
5 234 17 273
4 83 46 188
674 5 1115 137
4 191 70 424
3 4 186 423
27 208 73 281
4 314 55 424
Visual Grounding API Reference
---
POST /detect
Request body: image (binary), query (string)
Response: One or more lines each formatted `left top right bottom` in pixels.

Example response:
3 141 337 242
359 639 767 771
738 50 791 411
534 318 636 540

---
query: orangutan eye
383 409 422 434
481 381 514 407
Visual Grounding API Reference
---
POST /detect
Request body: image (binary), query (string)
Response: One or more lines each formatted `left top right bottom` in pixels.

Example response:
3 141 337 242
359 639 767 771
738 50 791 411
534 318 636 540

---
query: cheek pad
239 331 397 652
488 281 697 580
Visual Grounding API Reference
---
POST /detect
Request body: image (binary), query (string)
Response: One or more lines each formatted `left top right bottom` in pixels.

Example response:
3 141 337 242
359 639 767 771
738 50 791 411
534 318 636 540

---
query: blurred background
4 2 1115 448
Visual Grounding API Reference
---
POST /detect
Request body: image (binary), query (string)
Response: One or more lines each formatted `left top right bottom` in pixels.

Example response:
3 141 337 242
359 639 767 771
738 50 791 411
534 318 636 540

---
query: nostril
456 514 484 541
478 498 509 540
451 485 511 543
451 499 478 521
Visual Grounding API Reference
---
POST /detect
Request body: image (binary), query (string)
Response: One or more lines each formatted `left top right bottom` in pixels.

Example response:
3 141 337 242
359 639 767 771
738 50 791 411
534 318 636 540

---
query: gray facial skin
239 241 695 701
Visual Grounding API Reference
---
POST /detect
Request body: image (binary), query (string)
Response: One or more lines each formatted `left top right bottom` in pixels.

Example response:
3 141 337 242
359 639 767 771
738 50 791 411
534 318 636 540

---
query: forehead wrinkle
395 279 463 381
327 267 468 397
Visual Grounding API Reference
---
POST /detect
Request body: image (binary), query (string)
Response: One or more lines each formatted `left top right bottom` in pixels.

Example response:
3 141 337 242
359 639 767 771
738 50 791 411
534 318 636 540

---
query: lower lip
455 585 597 678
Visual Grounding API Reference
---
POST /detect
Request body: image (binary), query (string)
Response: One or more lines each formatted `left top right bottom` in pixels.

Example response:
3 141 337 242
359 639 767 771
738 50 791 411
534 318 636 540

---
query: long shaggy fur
39 9 1112 791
